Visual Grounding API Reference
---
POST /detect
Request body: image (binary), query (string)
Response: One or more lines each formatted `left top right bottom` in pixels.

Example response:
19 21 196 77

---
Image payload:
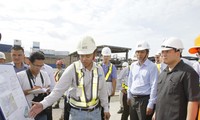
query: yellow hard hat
188 35 200 54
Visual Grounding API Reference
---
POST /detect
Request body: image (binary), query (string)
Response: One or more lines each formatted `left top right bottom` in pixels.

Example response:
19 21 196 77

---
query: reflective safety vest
122 83 128 90
121 66 130 90
156 63 161 73
69 61 99 108
105 63 113 81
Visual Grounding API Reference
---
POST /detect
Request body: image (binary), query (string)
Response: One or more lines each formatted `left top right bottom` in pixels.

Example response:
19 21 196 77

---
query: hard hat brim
135 48 149 51
160 47 173 51
77 49 95 55
188 46 200 54
102 54 111 56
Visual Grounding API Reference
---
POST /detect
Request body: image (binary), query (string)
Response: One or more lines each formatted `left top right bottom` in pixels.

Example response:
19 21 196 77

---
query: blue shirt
128 59 158 109
101 62 117 96
8 62 28 73
101 62 117 82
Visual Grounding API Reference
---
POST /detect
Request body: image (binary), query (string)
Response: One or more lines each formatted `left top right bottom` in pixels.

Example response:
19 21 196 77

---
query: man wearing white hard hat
127 41 158 120
117 62 129 114
117 62 130 120
153 37 200 120
0 51 6 64
0 52 6 64
29 36 110 120
101 47 117 120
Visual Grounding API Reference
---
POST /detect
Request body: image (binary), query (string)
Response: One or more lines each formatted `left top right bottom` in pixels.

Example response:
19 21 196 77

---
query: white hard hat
161 37 184 51
135 41 150 51
101 47 112 56
0 52 6 59
77 36 97 55
155 51 161 56
122 62 129 67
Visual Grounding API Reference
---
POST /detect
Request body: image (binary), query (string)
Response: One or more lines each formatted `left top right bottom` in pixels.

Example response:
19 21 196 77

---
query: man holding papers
17 51 51 120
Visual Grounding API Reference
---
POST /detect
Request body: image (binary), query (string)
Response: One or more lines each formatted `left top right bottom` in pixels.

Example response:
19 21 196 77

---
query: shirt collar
102 62 111 67
11 61 27 68
136 59 150 66
164 60 183 73
78 60 96 71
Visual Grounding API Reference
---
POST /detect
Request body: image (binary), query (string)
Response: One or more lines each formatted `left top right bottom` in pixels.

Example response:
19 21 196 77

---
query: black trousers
64 97 70 120
46 106 52 120
121 93 129 120
101 96 111 120
129 95 154 120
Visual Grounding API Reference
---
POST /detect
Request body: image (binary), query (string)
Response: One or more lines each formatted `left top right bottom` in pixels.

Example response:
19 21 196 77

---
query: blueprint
0 65 34 120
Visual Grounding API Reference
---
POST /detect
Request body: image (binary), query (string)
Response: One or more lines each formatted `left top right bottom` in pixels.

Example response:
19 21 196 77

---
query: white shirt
128 59 158 109
41 64 55 91
118 66 129 90
17 70 51 106
41 60 109 112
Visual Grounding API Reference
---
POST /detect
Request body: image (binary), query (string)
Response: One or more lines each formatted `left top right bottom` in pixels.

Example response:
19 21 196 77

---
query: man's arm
148 65 158 109
111 65 117 96
111 78 116 96
186 101 198 120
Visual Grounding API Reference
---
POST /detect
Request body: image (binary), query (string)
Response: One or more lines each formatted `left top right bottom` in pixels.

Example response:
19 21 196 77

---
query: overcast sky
0 0 200 57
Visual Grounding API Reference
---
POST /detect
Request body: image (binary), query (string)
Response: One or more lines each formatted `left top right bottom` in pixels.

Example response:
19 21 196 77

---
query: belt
132 95 149 98
71 105 99 112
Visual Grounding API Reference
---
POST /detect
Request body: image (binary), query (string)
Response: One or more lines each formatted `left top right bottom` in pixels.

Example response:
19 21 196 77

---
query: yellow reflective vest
69 61 99 108
105 63 113 81
122 83 128 90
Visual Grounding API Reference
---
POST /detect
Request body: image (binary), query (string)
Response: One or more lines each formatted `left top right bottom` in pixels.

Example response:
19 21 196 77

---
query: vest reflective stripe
156 63 161 73
122 83 128 90
105 63 113 81
69 61 99 107
54 70 61 82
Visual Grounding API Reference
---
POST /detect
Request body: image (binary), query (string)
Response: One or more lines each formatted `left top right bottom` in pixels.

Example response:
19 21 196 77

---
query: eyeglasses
32 63 44 68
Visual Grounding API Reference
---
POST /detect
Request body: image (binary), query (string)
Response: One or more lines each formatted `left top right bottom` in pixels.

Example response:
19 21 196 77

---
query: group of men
0 45 60 120
1 35 200 120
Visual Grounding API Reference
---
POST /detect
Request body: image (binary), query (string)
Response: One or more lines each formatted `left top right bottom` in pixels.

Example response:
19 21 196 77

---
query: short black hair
29 52 45 63
11 46 24 53
37 50 45 55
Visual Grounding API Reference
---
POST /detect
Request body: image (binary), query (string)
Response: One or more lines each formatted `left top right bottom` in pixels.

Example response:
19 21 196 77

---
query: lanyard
26 69 44 88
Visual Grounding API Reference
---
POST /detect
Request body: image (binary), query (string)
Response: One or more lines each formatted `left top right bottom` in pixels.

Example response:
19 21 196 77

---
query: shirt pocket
168 78 179 95
157 79 163 94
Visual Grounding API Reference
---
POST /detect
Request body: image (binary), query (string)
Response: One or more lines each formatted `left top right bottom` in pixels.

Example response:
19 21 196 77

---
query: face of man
154 55 161 63
56 64 62 69
135 50 148 63
161 49 180 66
30 59 44 75
102 55 111 64
11 49 24 64
0 58 5 64
79 53 95 70
24 57 30 65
